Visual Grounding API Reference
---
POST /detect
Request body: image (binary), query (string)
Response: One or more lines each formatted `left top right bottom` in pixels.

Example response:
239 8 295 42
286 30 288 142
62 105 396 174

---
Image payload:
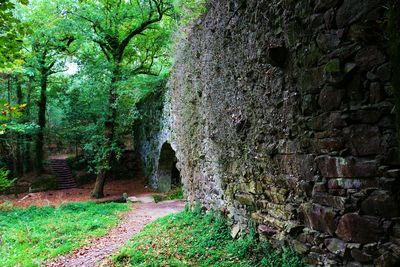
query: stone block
266 202 293 220
258 224 277 236
376 63 391 82
325 238 347 256
265 187 288 204
336 213 383 244
298 67 325 94
369 83 383 104
312 137 345 153
292 239 309 255
315 0 339 11
301 203 337 235
311 112 347 131
348 110 382 124
360 190 400 218
355 46 386 71
351 248 373 263
328 178 378 190
313 193 347 210
316 156 377 178
344 125 381 156
336 0 382 28
235 193 255 206
318 86 344 111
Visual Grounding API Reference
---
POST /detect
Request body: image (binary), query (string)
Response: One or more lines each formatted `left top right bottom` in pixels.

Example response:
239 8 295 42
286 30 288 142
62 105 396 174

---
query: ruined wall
135 89 178 191
171 0 400 265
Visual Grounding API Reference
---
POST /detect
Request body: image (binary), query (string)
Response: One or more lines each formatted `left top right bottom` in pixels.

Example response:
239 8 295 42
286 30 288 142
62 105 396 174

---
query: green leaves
0 0 26 68
0 168 15 192
0 100 32 134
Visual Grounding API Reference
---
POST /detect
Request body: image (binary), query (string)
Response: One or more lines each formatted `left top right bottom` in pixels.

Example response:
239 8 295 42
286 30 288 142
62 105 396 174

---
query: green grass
0 201 129 267
153 186 184 203
111 208 304 267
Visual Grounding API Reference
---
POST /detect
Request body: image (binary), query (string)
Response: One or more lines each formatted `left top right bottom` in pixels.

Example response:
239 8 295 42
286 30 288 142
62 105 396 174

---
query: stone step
50 158 77 190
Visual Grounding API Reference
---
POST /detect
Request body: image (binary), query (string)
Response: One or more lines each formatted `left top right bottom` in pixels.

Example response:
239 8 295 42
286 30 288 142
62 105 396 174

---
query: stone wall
170 0 400 265
135 89 178 191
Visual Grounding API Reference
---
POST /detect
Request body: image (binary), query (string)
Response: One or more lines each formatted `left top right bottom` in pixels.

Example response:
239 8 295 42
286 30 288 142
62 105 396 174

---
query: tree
71 0 174 197
0 0 27 67
19 0 76 172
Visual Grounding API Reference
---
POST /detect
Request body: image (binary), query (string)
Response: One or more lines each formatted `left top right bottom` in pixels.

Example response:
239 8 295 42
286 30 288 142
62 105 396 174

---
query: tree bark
91 65 120 198
36 72 48 174
15 76 23 177
7 76 11 104
23 77 33 173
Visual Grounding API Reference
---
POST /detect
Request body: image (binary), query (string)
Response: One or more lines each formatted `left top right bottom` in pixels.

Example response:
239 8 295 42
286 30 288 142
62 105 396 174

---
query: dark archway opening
157 142 181 192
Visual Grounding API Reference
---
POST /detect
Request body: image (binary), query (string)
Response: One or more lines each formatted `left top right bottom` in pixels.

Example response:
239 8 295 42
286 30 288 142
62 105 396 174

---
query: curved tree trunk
91 65 120 198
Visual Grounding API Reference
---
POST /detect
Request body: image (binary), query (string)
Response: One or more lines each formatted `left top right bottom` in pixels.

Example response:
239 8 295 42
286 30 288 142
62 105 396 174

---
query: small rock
336 0 381 28
325 238 347 256
231 224 240 239
292 240 309 255
258 224 277 236
351 248 373 262
355 46 386 71
318 86 343 111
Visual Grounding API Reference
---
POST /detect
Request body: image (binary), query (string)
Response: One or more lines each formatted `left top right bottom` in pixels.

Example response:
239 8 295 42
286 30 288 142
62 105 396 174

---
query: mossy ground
153 186 184 203
111 208 304 267
0 201 128 267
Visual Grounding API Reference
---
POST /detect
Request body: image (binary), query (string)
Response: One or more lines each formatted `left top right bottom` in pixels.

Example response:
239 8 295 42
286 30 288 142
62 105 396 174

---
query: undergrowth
111 208 304 267
0 201 128 267
153 186 184 203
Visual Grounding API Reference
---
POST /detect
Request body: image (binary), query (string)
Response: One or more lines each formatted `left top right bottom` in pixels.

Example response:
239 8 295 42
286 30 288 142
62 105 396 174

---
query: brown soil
44 200 185 267
0 178 153 208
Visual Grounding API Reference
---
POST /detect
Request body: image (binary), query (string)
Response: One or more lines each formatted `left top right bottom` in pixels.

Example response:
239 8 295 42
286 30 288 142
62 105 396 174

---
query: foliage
0 0 28 67
0 100 29 134
0 201 128 267
0 168 15 192
111 210 304 267
0 0 209 189
30 175 57 192
153 186 184 203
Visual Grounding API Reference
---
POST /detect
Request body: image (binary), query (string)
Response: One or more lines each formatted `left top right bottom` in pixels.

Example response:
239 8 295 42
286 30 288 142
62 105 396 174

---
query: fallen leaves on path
43 200 185 267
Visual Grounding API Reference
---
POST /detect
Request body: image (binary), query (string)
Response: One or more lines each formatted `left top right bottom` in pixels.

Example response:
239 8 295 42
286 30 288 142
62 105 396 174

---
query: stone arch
157 142 180 192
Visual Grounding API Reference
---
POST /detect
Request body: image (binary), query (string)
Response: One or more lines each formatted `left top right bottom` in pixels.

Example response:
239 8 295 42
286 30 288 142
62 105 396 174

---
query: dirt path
43 200 185 267
1 179 153 208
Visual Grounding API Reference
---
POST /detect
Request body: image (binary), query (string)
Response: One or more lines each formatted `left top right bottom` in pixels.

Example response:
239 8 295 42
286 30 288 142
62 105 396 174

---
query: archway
157 142 180 192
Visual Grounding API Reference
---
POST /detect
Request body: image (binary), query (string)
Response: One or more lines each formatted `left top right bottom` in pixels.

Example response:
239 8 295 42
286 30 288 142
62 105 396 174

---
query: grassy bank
0 201 128 267
111 208 304 267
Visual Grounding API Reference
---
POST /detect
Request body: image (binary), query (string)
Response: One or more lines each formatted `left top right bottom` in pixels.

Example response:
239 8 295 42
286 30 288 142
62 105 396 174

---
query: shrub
0 168 15 193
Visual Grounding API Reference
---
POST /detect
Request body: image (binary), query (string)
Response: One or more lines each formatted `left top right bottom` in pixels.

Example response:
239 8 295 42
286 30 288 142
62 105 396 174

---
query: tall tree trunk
24 77 33 173
92 65 120 198
15 76 23 177
36 73 48 174
7 75 11 104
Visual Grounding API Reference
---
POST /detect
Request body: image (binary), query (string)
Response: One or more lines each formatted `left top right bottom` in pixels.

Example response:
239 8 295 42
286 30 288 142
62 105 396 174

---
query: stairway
50 159 77 189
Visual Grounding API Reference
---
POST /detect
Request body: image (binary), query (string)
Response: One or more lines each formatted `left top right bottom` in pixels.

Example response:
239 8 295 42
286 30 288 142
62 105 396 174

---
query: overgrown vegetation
0 0 207 197
110 209 304 267
153 186 184 202
0 202 128 267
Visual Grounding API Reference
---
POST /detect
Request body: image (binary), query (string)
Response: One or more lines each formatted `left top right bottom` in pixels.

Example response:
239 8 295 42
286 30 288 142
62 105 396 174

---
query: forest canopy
0 0 206 197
